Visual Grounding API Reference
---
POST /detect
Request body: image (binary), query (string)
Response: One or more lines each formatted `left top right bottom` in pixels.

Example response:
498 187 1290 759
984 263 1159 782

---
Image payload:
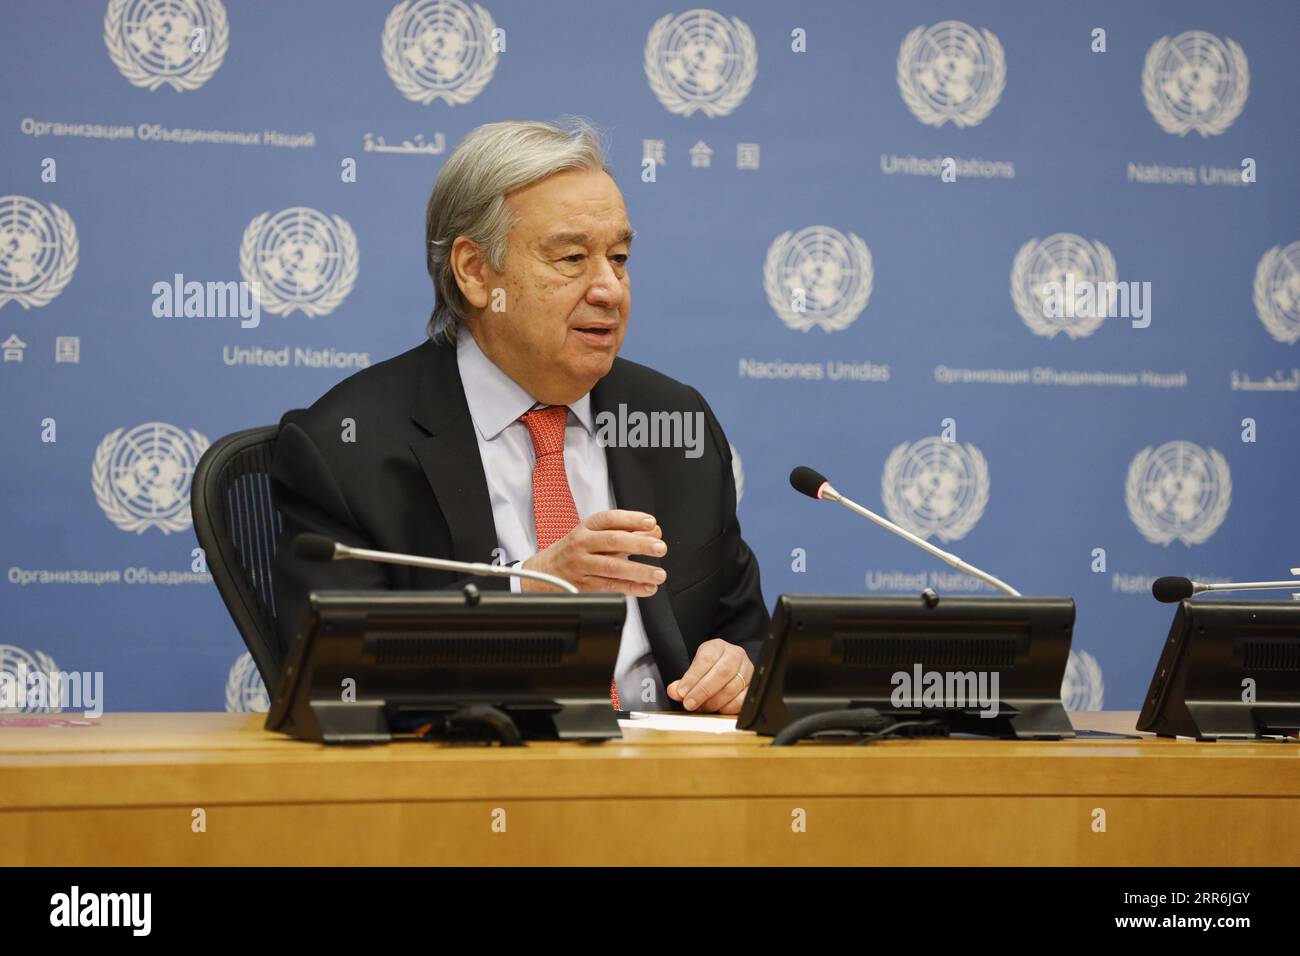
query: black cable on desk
771 708 948 746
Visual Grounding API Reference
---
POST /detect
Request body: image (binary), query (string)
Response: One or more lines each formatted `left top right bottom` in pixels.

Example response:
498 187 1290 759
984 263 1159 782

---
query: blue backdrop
2 0 1297 714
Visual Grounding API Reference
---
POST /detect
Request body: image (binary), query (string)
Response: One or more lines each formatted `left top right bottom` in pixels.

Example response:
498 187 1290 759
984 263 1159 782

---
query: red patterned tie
519 405 622 710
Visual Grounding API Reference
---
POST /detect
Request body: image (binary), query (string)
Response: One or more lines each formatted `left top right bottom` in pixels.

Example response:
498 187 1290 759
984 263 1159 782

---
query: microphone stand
332 542 579 594
819 482 1022 597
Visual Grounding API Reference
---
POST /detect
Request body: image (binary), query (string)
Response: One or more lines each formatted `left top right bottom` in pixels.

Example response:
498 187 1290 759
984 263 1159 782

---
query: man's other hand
666 638 752 714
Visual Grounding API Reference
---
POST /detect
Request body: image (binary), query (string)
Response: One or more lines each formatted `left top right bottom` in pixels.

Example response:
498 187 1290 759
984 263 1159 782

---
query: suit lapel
594 368 691 684
408 342 503 574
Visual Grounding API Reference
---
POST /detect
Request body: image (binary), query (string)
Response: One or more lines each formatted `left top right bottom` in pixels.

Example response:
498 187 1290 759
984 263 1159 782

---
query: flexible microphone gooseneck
1151 575 1300 603
789 465 1022 597
293 533 579 594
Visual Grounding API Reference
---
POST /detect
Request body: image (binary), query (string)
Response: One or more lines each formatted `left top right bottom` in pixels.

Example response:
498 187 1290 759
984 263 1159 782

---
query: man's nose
586 257 625 310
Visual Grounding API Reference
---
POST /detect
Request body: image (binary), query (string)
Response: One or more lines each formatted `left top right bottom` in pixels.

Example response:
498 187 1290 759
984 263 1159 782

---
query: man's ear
450 236 490 311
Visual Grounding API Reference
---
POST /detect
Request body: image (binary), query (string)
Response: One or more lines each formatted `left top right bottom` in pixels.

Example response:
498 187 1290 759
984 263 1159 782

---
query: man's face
470 168 632 404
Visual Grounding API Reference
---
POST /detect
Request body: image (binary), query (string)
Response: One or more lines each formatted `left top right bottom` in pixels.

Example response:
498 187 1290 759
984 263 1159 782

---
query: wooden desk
1 712 1296 866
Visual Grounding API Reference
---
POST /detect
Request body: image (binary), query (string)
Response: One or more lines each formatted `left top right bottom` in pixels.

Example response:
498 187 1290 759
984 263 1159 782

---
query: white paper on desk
617 712 753 735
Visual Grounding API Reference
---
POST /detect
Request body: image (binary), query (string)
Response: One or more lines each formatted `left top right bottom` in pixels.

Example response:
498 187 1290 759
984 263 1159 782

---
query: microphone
789 465 1022 597
1152 575 1300 603
293 533 579 594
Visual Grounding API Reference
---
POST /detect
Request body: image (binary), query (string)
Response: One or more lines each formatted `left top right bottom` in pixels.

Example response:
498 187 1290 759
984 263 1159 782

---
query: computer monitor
737 593 1078 739
1137 600 1300 739
265 589 627 743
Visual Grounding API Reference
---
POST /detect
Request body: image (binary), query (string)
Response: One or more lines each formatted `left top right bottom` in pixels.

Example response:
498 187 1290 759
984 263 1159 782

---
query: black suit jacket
267 339 769 700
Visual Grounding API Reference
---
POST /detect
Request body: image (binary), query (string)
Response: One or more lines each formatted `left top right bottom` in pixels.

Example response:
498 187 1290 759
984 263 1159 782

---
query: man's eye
562 254 585 263
611 255 629 265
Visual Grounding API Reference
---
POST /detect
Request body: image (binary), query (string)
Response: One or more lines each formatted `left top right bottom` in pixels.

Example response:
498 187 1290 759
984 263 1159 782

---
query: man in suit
270 119 768 713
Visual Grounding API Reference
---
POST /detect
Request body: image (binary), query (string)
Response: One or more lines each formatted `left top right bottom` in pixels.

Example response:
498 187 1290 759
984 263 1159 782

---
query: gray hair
424 118 611 345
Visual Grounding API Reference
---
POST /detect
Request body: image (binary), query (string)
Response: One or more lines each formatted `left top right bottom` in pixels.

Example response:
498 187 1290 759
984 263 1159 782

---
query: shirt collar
456 330 594 440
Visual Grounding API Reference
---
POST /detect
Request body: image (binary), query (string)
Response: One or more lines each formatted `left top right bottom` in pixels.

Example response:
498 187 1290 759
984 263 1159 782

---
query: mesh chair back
191 425 284 687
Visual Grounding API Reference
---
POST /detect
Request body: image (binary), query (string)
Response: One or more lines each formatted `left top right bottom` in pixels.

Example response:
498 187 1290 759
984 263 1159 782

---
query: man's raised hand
521 509 667 596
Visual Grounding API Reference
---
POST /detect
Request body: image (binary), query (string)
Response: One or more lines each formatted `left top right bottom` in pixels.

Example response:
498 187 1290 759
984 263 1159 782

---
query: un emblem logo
0 196 79 311
1142 31 1248 137
1253 241 1300 345
764 226 873 333
92 423 209 534
225 652 269 713
897 21 1006 128
0 646 62 713
645 9 757 118
239 207 359 317
1125 441 1231 547
881 437 990 542
382 0 498 106
1060 649 1104 712
103 0 229 92
1011 233 1117 339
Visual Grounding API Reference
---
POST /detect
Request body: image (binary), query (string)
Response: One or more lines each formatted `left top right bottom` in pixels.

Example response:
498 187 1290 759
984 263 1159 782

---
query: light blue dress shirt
455 331 666 709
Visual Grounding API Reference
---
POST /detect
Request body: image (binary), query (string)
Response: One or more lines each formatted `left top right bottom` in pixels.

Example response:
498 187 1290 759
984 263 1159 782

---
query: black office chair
191 424 285 689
